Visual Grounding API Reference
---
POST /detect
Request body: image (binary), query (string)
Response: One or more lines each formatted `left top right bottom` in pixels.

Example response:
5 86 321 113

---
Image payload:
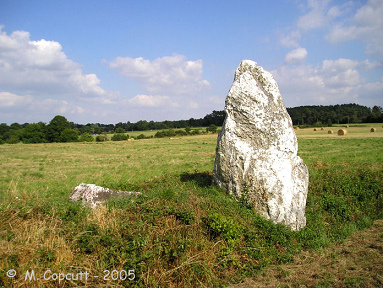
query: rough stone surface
212 60 309 230
70 183 143 208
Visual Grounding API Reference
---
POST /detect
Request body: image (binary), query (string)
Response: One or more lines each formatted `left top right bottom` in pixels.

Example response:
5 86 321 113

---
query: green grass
0 132 382 287
102 127 210 139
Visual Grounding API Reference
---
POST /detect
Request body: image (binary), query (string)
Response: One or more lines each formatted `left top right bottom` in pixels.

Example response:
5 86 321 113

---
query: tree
60 128 79 142
206 124 218 133
115 127 126 133
111 133 128 141
22 123 46 143
46 115 72 142
371 106 383 122
134 120 149 131
79 133 94 142
80 125 92 134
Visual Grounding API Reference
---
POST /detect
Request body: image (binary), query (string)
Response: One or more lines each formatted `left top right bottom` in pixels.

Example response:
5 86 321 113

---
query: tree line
0 114 221 144
1 104 382 144
287 104 383 126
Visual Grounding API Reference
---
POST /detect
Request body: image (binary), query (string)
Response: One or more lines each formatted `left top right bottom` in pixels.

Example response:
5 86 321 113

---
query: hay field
295 123 383 139
0 130 382 287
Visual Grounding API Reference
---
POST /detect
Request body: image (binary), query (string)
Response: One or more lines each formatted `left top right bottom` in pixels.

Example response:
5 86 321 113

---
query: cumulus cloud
275 0 383 108
285 47 308 64
297 0 331 31
283 0 383 61
0 27 112 99
109 54 210 95
280 30 301 48
272 58 383 107
32 99 85 115
326 0 383 60
279 0 333 48
126 94 178 108
0 92 32 107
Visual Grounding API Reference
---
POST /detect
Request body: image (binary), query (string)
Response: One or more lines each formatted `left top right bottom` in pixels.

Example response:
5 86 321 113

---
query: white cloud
0 92 32 107
188 101 199 109
0 92 85 123
109 54 210 95
326 0 383 60
126 94 178 108
285 47 308 64
32 99 85 115
297 0 331 31
272 58 383 107
0 27 120 123
327 1 354 19
0 27 112 99
280 30 301 48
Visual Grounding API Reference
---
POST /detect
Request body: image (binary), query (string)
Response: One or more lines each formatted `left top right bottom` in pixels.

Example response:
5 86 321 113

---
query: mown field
0 125 382 287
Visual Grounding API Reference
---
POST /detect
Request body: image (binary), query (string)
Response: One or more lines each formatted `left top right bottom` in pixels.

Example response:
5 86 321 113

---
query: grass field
295 124 383 139
103 127 209 139
0 125 382 287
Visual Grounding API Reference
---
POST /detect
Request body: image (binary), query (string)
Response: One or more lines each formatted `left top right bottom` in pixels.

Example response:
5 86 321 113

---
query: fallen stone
70 183 143 208
212 60 309 230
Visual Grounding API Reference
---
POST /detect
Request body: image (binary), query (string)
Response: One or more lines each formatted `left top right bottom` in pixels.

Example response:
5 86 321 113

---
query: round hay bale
328 130 334 134
370 128 376 132
321 127 324 130
345 125 349 128
338 129 347 136
313 128 317 131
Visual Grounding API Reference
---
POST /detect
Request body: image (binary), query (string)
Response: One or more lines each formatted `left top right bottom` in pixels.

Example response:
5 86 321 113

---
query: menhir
213 60 309 230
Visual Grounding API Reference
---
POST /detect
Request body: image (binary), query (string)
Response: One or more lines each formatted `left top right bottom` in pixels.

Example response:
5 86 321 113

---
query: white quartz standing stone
212 60 309 230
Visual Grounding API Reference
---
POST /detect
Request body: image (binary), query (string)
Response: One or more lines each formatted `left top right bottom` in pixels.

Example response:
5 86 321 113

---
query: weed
205 212 243 244
175 209 196 225
36 247 57 264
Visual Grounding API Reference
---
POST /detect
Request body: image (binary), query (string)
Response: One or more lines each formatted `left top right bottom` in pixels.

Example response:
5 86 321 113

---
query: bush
115 127 126 133
206 124 218 133
155 129 176 138
79 133 94 142
111 133 128 141
6 135 20 144
22 123 46 143
96 135 108 142
190 129 200 135
175 130 187 136
205 212 243 243
60 128 79 142
136 134 146 139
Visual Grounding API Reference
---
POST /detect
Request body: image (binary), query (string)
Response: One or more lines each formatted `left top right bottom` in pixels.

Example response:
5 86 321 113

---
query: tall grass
0 135 382 287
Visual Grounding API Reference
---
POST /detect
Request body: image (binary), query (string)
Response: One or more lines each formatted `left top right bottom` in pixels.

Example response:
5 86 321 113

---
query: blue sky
0 0 382 124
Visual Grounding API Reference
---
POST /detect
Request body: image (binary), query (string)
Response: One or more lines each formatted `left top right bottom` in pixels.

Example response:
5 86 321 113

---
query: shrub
115 127 126 133
111 133 128 141
155 129 176 138
190 129 200 135
205 212 243 243
175 130 187 136
96 134 108 142
79 133 94 142
136 134 146 139
206 124 218 133
6 135 20 144
60 128 79 142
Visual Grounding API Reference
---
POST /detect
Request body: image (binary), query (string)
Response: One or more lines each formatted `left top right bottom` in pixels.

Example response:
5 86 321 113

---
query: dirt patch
230 220 383 287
